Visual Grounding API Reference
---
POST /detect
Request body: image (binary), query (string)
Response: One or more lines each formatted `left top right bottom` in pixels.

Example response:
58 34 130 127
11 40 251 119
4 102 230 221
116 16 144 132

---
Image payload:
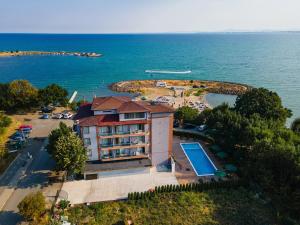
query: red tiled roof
91 96 131 111
137 101 175 113
118 101 149 113
76 96 174 127
90 96 174 114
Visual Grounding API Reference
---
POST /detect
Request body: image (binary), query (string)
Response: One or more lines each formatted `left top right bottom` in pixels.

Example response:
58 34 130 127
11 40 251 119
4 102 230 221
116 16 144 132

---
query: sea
0 33 300 125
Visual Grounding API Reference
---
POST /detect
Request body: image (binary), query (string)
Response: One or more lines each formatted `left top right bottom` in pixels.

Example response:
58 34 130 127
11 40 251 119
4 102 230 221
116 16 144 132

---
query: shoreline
0 51 102 58
109 79 250 111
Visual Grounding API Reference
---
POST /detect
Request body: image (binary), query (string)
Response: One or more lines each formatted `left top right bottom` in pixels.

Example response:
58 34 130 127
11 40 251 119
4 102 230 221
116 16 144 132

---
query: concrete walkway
60 170 178 204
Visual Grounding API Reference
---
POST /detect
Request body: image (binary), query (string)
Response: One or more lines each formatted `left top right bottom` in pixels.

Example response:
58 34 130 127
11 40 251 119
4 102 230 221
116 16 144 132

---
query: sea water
0 33 300 124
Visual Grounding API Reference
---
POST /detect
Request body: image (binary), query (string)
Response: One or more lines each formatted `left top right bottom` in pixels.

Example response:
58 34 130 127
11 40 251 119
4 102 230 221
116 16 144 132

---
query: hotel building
74 96 174 179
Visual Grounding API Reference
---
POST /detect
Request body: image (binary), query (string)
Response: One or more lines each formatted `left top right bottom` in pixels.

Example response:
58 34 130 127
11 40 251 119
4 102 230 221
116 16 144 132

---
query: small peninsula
110 79 251 110
111 79 250 95
0 50 102 57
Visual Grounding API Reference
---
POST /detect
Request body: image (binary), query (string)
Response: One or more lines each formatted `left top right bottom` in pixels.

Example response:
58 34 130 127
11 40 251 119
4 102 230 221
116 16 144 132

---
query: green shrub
18 191 46 221
59 199 70 210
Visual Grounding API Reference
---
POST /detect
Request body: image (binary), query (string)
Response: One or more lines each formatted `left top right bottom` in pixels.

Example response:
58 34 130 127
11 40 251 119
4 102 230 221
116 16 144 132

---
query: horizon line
1 30 300 35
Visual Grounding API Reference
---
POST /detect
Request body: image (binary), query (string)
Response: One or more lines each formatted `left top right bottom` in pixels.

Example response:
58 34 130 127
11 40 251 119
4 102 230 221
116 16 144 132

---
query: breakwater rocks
110 79 252 96
0 51 102 57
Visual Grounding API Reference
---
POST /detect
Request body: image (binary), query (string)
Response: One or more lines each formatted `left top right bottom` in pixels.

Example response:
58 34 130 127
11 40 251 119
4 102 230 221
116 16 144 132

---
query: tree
174 106 199 126
291 118 300 135
242 135 300 217
200 103 249 148
200 88 300 220
0 83 11 111
47 122 72 155
53 132 87 174
18 191 46 222
8 80 39 111
235 88 292 123
38 84 68 106
0 112 12 135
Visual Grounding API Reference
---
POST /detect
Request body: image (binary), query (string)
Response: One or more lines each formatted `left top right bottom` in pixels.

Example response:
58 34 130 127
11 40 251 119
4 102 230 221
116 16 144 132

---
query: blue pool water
180 143 217 176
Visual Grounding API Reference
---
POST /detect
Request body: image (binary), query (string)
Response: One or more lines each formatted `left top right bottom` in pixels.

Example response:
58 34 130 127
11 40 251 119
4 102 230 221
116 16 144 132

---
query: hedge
128 179 246 200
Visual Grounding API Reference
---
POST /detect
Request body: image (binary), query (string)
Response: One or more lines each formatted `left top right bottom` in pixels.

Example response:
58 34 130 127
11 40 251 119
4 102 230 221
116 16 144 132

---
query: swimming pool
180 142 217 176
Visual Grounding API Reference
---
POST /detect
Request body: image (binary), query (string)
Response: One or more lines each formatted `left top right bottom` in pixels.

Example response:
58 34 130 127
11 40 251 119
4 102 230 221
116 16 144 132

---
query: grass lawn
0 116 20 175
66 187 277 225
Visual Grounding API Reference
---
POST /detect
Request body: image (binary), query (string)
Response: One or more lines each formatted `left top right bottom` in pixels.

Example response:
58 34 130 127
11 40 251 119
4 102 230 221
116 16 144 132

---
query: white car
52 113 63 119
197 125 207 131
63 112 73 119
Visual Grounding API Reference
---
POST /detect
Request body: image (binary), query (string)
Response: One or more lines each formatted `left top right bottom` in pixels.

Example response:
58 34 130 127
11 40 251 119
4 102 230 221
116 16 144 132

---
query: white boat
145 70 191 74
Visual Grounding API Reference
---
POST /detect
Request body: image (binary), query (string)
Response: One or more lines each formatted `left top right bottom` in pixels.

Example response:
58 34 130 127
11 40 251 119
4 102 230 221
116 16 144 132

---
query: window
82 127 89 134
100 126 110 134
138 124 144 130
124 113 135 119
83 138 91 146
136 112 146 118
124 112 146 120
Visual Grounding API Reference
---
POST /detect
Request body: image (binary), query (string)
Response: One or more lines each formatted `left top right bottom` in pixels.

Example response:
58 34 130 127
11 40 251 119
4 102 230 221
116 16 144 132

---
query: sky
1 0 300 33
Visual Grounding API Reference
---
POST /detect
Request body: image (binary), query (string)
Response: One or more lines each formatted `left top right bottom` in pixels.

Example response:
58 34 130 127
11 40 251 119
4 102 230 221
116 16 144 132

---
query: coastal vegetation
0 113 19 174
47 122 87 175
0 112 12 157
18 191 48 224
291 117 300 134
0 80 69 113
174 106 199 126
65 188 276 225
196 88 300 222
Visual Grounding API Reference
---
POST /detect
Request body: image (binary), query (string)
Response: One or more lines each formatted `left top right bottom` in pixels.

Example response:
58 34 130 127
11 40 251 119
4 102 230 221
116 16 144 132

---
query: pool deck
172 136 222 184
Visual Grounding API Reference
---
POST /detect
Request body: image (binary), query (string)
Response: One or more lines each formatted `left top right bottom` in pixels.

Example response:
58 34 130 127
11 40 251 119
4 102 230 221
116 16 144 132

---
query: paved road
0 139 54 225
0 117 73 225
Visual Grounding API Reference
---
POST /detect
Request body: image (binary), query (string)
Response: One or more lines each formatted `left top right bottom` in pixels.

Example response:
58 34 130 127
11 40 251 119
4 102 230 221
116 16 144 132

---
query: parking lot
12 107 74 138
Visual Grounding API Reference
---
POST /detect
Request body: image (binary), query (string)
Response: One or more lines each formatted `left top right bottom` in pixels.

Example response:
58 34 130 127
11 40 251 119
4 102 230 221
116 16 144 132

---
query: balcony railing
100 142 148 148
101 154 149 161
98 130 146 136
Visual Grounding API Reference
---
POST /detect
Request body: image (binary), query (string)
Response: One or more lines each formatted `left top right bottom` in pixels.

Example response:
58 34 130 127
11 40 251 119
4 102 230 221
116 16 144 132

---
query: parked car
197 125 207 131
19 125 32 130
41 114 50 119
63 112 73 119
10 132 26 142
19 126 32 132
52 113 63 119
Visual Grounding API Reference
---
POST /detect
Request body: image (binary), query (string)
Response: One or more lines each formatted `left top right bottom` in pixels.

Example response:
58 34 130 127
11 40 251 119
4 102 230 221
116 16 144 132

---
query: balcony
98 130 148 138
100 147 149 161
100 141 149 149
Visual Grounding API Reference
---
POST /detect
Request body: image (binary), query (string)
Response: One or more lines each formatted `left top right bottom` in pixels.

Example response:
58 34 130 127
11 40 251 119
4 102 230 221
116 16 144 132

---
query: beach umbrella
216 151 228 159
209 145 222 153
225 164 238 172
214 170 227 177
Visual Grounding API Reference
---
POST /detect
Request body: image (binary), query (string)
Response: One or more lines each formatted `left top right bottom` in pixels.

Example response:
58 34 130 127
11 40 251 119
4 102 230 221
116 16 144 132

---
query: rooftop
84 158 152 173
91 96 131 111
75 96 174 126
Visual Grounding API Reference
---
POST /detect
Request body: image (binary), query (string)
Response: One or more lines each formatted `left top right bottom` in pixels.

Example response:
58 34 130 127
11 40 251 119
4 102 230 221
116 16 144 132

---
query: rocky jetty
0 51 102 58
